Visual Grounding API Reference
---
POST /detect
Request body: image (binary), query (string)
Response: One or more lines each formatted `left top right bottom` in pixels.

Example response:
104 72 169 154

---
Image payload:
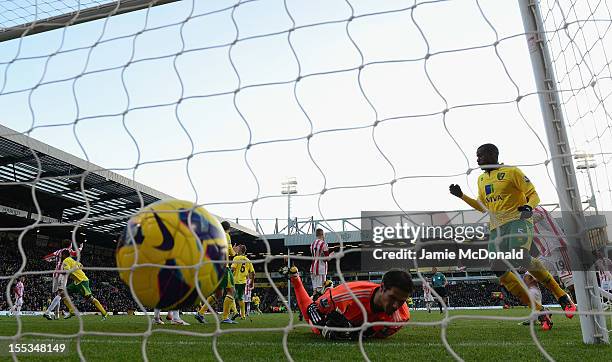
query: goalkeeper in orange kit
280 266 413 340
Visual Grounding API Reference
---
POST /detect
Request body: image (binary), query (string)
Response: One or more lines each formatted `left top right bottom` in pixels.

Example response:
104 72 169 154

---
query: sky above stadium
1 0 611 232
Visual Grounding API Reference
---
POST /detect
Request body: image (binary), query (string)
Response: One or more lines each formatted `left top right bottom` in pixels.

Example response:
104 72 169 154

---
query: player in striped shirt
9 277 25 317
244 277 253 316
531 206 574 289
310 228 332 301
594 249 612 292
281 266 413 340
422 278 434 313
43 241 82 320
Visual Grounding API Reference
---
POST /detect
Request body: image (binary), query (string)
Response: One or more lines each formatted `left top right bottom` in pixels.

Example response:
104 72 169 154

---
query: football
116 199 227 310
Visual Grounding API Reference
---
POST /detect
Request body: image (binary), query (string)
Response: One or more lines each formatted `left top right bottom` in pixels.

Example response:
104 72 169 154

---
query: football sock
290 274 314 320
63 297 75 314
48 295 61 313
199 295 217 315
500 271 542 310
231 299 238 315
92 298 107 316
528 258 567 300
239 301 246 318
154 309 161 320
222 296 234 320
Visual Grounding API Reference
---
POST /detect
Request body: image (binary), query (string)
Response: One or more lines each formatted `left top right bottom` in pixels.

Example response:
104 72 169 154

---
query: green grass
0 308 610 361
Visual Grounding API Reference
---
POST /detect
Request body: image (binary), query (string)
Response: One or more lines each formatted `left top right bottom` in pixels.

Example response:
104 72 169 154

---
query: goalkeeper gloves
449 184 463 198
321 311 354 340
517 205 533 219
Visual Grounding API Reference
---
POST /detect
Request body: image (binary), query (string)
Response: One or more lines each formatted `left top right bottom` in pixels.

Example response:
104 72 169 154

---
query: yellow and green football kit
220 232 236 289
458 165 569 314
62 257 107 317
232 255 254 301
199 230 237 320
231 255 254 318
460 166 539 252
62 257 91 297
252 295 261 313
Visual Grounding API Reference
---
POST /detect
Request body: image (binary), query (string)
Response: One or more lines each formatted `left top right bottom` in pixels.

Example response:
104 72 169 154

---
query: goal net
0 0 610 360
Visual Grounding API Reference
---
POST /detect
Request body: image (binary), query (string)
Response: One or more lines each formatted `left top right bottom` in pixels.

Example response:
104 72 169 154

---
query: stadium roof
0 124 258 237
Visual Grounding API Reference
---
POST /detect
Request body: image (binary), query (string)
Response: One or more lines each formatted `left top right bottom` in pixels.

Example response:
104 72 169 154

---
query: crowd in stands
411 280 556 308
0 238 137 313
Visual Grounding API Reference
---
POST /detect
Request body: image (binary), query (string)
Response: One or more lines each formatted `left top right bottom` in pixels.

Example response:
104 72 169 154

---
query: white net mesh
0 0 611 361
541 0 612 207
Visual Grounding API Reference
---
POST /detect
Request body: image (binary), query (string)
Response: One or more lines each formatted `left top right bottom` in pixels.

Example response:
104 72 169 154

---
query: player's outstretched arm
42 252 55 262
449 184 485 212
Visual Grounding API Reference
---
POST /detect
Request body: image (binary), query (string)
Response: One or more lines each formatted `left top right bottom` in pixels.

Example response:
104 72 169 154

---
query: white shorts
53 275 67 292
15 297 23 307
424 294 434 302
311 274 326 291
601 280 612 291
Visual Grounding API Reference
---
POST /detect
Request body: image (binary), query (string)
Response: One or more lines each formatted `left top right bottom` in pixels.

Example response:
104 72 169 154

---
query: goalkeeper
449 143 576 331
280 266 412 340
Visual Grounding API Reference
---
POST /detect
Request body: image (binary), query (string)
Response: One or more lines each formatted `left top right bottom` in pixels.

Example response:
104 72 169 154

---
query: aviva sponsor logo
486 195 503 202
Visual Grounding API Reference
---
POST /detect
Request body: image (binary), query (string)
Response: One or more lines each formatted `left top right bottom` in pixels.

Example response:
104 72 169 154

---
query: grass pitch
0 308 610 361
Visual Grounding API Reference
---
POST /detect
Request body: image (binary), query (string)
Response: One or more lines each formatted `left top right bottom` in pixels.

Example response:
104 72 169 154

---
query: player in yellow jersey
449 143 576 330
195 221 238 324
60 249 108 320
230 245 255 320
251 294 261 314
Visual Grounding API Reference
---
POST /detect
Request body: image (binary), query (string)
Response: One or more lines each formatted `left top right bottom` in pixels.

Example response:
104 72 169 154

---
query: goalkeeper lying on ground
280 266 413 340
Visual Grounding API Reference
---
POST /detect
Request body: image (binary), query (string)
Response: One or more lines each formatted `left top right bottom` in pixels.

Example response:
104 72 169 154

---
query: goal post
0 0 180 43
518 0 609 344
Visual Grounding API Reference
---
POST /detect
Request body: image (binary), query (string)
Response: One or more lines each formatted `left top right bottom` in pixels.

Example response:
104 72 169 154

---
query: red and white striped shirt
310 238 328 275
14 281 24 299
422 283 432 300
595 258 612 282
245 278 253 299
532 207 567 256
532 207 572 280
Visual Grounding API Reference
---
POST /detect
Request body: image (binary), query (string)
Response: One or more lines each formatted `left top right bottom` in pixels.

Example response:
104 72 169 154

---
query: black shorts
433 286 447 298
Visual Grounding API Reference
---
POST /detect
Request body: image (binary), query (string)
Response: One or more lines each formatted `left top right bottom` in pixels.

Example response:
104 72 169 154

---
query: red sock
291 275 321 334
291 275 314 320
